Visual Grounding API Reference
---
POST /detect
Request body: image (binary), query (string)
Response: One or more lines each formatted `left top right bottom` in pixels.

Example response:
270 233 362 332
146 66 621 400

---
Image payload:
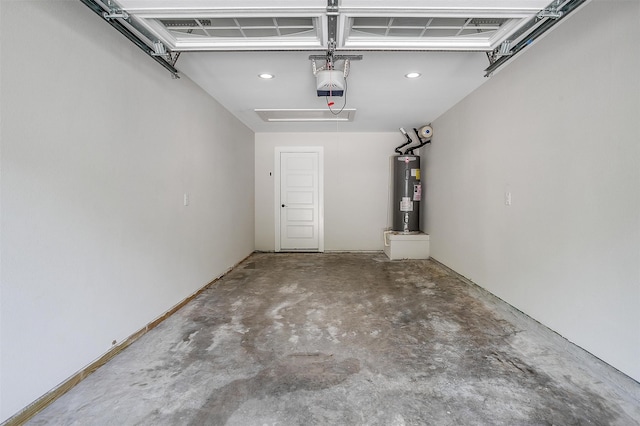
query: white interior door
277 149 323 251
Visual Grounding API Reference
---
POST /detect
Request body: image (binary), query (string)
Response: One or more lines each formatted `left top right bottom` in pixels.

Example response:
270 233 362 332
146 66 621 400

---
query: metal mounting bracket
326 0 339 15
102 8 128 20
151 41 170 58
308 1 363 76
537 9 564 19
80 0 179 78
484 0 587 76
309 54 363 70
538 0 565 19
487 40 512 65
326 0 339 61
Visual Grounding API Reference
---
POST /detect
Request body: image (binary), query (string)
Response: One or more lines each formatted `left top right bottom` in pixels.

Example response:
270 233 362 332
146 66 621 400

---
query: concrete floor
29 253 640 425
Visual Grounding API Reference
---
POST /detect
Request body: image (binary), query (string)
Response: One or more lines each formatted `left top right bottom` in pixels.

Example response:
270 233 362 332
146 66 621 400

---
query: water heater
392 155 421 233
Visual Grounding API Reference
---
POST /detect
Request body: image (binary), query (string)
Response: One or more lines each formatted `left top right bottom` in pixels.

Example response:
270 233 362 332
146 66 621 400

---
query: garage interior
1 0 639 424
25 253 640 424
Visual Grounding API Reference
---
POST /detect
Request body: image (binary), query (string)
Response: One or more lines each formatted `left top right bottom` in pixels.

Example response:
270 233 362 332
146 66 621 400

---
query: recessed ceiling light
258 73 274 79
405 72 421 79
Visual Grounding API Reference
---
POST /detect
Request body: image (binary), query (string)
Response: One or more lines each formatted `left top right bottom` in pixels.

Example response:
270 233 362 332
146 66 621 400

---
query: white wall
256 133 401 251
0 1 254 421
423 0 640 381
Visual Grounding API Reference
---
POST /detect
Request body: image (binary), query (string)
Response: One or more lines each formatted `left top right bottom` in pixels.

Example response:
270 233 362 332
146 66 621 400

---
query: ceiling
94 0 569 133
177 50 489 132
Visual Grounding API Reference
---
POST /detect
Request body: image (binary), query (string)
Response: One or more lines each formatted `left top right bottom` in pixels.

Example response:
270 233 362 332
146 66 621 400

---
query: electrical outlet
505 192 512 206
184 193 189 206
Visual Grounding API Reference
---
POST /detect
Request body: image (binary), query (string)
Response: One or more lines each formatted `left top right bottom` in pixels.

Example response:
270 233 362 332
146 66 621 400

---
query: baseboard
324 250 383 253
255 250 384 254
2 253 252 426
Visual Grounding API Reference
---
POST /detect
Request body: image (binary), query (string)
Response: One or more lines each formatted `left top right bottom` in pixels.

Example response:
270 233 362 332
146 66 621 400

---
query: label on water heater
400 197 413 212
414 184 421 201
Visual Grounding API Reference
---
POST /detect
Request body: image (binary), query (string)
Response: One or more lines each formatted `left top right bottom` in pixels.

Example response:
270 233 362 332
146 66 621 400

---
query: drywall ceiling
177 50 489 132
105 0 560 132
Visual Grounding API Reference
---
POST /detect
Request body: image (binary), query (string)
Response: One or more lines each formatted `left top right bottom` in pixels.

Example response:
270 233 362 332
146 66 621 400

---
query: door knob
282 204 286 207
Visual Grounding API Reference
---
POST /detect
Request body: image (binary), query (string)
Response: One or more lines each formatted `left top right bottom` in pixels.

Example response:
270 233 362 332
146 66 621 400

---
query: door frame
274 146 324 252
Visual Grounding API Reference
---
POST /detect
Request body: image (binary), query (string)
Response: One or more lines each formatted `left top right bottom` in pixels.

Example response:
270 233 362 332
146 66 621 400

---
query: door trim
274 146 324 252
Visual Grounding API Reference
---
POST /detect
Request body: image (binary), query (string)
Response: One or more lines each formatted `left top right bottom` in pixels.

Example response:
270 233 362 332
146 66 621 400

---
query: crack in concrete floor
28 253 640 425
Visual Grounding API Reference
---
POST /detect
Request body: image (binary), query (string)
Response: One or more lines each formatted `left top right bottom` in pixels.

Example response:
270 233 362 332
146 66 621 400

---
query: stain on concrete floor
28 253 640 425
